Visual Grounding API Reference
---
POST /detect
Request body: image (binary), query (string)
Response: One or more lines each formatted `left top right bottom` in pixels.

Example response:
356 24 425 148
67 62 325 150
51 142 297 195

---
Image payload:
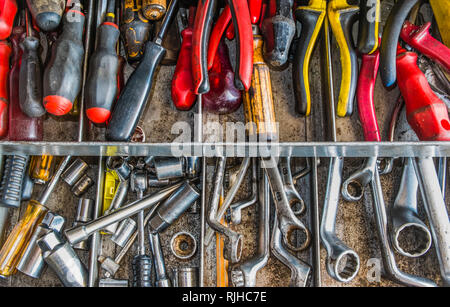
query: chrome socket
72 198 94 250
61 158 89 187
111 217 137 247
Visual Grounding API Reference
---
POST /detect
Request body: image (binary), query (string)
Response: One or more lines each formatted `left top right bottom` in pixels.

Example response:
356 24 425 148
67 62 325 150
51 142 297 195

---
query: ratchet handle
0 41 10 139
19 36 45 118
192 0 216 94
293 4 326 116
227 0 253 91
207 5 231 71
328 0 359 117
86 21 120 124
106 42 165 141
357 0 380 54
243 28 277 142
380 0 420 87
0 0 17 40
400 21 450 73
172 26 196 110
357 48 381 142
0 200 47 277
397 48 450 141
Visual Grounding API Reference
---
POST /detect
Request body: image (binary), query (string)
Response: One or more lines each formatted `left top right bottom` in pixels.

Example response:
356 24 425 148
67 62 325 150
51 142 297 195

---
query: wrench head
393 222 432 258
223 233 243 264
326 248 360 283
280 221 311 252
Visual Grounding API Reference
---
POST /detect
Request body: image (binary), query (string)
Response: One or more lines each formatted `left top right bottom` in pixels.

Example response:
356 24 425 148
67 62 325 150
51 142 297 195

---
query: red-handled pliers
192 0 253 94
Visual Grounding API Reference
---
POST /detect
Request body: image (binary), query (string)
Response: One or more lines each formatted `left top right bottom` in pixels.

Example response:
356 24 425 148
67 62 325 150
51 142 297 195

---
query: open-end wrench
206 157 243 263
228 158 257 225
279 157 305 216
262 156 310 252
321 156 360 283
390 158 432 258
369 168 437 287
230 164 269 287
413 157 450 286
271 210 311 287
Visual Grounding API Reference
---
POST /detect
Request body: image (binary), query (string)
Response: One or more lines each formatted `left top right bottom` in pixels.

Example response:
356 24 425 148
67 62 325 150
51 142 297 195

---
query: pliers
293 0 359 117
192 0 253 94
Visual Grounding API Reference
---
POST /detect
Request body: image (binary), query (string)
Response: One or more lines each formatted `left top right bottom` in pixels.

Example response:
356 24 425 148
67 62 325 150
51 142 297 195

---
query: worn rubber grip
192 0 216 94
228 0 253 91
293 3 326 116
106 42 166 141
19 36 45 118
86 22 120 124
0 155 30 208
380 0 420 87
328 0 359 117
397 48 450 141
262 0 295 70
357 0 380 54
243 29 277 142
0 41 10 139
357 48 380 142
43 9 85 116
26 0 65 32
0 0 17 40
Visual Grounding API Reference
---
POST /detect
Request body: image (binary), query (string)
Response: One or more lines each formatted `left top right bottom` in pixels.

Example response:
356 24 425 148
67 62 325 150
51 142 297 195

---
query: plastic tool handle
0 200 48 277
192 0 216 94
357 48 380 142
142 0 167 21
357 0 380 54
227 0 253 91
243 28 277 142
26 0 65 32
172 24 196 110
86 12 120 124
43 8 85 116
397 47 450 141
400 21 450 73
292 0 326 116
249 0 263 24
29 155 55 184
121 0 153 63
8 26 43 142
261 0 296 69
207 5 231 71
19 10 45 118
0 0 17 39
106 0 179 141
0 155 30 208
203 40 242 114
380 0 420 87
0 41 10 139
328 0 359 117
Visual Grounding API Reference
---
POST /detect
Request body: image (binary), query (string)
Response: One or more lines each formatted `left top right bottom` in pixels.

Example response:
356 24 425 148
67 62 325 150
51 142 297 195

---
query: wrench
279 157 305 216
390 158 432 258
341 156 377 202
271 210 311 287
228 158 258 225
206 157 243 263
262 156 310 252
413 157 450 286
369 168 437 287
230 165 269 287
321 157 360 282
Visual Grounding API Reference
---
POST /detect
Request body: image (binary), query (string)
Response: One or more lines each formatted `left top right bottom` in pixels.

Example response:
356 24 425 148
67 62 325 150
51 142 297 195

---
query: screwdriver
142 0 166 21
0 156 71 277
43 3 85 116
121 0 153 63
0 0 17 40
26 0 65 32
106 0 179 141
8 18 43 141
19 8 46 118
85 0 120 124
0 40 10 139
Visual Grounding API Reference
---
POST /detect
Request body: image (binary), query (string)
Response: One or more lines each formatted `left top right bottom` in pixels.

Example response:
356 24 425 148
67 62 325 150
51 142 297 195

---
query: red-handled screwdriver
0 40 10 139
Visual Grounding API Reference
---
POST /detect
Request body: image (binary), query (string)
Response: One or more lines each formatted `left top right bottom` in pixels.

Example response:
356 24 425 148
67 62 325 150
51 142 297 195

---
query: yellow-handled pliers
292 0 363 117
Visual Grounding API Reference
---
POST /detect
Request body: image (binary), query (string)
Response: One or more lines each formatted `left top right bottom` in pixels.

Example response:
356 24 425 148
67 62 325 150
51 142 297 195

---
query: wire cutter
292 0 359 117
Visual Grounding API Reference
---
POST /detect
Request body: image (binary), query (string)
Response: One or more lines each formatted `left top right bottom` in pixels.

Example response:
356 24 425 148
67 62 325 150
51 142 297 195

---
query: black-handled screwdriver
19 8 45 118
85 0 120 124
106 0 179 142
